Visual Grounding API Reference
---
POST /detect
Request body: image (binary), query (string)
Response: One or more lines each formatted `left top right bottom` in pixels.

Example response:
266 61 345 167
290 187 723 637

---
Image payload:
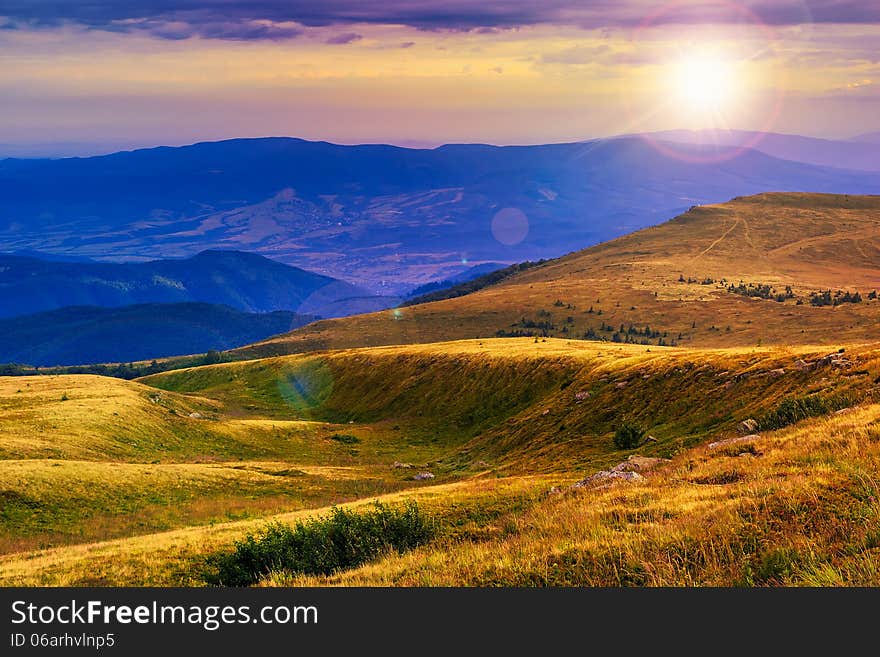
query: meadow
2 335 879 585
2 193 880 587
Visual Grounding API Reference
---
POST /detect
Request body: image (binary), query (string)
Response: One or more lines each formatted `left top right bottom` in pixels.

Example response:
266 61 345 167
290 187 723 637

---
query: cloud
0 1 878 41
325 31 362 44
540 45 612 65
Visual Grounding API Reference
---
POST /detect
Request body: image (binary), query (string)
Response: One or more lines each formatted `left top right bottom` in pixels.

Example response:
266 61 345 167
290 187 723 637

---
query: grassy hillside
271 403 880 587
232 193 880 358
3 192 880 588
3 337 879 584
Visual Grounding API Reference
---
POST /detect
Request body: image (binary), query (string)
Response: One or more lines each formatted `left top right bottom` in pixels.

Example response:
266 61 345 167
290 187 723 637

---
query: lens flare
671 53 738 116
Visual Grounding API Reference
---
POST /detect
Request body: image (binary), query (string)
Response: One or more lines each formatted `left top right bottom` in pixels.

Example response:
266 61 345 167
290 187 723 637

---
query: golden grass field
2 192 880 586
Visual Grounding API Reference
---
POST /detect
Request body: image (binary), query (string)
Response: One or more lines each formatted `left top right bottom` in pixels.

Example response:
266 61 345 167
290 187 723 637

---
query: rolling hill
2 337 879 584
231 193 880 358
0 249 392 319
0 303 316 367
1 137 878 292
2 191 880 588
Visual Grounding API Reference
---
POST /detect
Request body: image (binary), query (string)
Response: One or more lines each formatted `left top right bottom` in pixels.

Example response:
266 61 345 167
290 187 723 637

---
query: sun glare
671 53 739 116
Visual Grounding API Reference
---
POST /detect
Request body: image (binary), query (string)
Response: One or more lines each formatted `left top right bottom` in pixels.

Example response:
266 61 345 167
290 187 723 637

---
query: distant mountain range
0 302 315 367
0 249 397 319
644 129 880 172
1 135 877 293
851 132 880 145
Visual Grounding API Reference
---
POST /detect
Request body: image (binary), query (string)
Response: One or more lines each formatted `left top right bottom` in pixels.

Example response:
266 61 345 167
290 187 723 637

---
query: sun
670 52 739 116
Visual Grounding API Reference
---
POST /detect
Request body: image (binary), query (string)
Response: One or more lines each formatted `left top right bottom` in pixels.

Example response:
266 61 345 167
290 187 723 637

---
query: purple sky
1 1 878 153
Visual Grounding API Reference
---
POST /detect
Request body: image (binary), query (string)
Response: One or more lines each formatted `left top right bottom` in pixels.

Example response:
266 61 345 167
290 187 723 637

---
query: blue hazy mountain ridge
643 130 880 172
851 132 880 145
0 249 390 319
1 136 879 292
0 302 316 367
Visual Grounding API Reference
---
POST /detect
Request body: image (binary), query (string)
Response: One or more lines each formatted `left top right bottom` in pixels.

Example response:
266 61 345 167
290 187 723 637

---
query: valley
1 191 880 587
2 334 879 585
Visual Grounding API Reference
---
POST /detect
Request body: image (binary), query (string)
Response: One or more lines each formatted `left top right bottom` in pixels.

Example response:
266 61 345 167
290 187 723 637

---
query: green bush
613 422 645 450
205 501 434 586
329 433 360 444
758 393 852 431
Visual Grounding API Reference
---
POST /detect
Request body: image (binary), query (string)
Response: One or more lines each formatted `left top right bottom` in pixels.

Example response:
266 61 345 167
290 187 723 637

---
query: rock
793 359 813 371
708 434 759 449
541 409 550 416
737 419 759 434
615 381 629 389
574 391 591 401
475 460 490 468
548 486 564 495
830 358 851 369
188 412 203 419
606 455 668 474
573 470 644 488
413 472 435 481
623 455 670 471
392 461 414 469
768 368 785 377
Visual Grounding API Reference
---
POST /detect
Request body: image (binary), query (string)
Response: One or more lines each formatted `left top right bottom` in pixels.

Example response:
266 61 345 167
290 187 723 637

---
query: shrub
205 501 434 586
613 422 645 450
758 393 853 431
329 433 360 444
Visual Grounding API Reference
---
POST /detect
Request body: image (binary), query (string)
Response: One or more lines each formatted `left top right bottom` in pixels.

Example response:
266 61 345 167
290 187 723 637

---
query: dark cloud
0 1 877 41
325 31 362 44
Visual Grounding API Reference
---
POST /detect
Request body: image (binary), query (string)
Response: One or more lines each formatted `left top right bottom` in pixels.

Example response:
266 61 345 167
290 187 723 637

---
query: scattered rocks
570 454 667 489
413 472 435 481
737 419 759 434
708 434 759 449
816 352 853 369
392 461 414 469
573 470 643 488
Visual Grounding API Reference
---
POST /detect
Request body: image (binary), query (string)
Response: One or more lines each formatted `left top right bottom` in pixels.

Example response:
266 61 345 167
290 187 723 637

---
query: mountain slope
4 337 880 584
0 249 387 319
1 137 878 291
0 303 316 367
231 192 880 357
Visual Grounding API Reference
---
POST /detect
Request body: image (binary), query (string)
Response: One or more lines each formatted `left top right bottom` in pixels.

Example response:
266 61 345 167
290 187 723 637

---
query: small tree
613 422 645 449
